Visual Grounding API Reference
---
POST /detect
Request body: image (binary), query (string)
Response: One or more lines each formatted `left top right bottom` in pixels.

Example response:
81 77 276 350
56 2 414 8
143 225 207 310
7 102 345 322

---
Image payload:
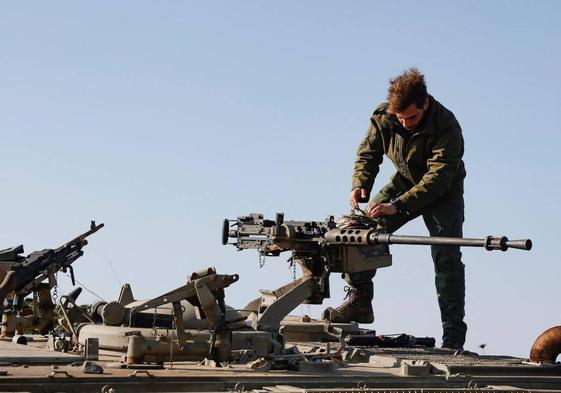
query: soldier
324 68 467 349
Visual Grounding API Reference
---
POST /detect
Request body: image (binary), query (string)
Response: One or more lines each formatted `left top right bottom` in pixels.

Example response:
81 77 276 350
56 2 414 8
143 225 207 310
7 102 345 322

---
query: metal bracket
256 276 317 331
48 370 73 378
128 370 154 377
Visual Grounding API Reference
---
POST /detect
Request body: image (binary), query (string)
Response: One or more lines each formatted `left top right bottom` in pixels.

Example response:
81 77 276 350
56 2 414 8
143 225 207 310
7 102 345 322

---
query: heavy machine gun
223 213 532 331
0 221 103 336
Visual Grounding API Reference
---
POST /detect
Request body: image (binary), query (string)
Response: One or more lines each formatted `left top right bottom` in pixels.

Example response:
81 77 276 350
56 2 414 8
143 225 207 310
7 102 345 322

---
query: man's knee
432 248 464 273
433 248 465 296
423 199 464 238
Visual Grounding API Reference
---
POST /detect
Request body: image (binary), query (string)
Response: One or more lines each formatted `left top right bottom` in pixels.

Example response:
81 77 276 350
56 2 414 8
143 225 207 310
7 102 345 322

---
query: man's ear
423 96 429 110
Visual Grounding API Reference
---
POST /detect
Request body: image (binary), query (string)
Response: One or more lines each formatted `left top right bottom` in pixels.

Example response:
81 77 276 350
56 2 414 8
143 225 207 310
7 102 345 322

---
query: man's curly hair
387 68 428 113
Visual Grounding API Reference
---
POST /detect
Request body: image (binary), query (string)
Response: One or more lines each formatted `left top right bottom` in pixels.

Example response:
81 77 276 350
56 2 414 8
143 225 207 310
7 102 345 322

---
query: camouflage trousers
343 194 467 346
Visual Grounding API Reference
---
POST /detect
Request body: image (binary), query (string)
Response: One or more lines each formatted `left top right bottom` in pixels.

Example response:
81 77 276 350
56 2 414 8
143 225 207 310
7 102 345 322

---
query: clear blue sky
1 1 559 357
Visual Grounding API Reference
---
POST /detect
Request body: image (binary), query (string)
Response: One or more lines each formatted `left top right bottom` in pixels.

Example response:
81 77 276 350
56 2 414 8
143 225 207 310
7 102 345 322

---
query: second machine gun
223 213 532 331
0 221 104 336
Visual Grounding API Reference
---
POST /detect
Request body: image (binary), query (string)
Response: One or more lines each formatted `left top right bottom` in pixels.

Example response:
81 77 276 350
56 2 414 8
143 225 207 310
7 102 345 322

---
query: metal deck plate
364 347 561 375
0 341 83 364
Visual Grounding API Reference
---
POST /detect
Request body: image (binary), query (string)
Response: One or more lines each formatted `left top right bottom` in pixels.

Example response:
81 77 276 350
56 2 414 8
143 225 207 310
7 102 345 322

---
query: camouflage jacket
352 96 466 215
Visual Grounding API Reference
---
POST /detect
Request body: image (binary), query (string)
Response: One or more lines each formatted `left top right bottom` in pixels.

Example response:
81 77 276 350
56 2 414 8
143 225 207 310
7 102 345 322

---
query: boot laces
343 286 358 301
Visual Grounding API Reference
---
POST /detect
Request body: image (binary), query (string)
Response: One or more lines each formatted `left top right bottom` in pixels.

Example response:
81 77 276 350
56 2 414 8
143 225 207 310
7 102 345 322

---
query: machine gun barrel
369 233 532 251
56 220 104 252
324 228 532 251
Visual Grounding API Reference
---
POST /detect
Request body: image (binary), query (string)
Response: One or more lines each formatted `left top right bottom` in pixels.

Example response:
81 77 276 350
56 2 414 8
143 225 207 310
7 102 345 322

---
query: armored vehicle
1 214 559 393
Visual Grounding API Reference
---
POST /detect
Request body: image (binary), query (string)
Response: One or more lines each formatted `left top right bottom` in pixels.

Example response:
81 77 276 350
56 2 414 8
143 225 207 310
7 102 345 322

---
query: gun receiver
222 213 532 331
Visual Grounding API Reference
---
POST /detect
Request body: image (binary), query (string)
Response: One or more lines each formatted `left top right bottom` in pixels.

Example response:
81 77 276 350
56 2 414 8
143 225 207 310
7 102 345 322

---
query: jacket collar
384 95 437 135
415 95 437 134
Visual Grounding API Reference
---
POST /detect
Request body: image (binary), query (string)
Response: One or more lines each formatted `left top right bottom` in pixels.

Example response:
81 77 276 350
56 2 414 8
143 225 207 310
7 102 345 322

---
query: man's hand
349 188 369 209
367 201 398 218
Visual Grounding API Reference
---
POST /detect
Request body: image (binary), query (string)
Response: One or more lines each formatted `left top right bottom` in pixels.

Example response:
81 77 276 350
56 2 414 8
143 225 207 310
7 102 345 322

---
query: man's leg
324 206 414 323
323 270 375 323
422 199 467 348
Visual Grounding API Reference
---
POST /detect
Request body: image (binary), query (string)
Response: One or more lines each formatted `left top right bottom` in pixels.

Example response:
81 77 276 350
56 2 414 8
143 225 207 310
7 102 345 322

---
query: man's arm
396 121 464 215
350 118 385 207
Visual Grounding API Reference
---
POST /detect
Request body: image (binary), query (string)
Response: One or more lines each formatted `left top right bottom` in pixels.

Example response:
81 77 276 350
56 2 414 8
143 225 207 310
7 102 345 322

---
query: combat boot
322 285 374 323
441 340 464 351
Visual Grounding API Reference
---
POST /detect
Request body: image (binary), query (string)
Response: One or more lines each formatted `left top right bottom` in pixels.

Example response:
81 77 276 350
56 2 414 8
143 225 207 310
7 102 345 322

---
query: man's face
395 98 429 131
